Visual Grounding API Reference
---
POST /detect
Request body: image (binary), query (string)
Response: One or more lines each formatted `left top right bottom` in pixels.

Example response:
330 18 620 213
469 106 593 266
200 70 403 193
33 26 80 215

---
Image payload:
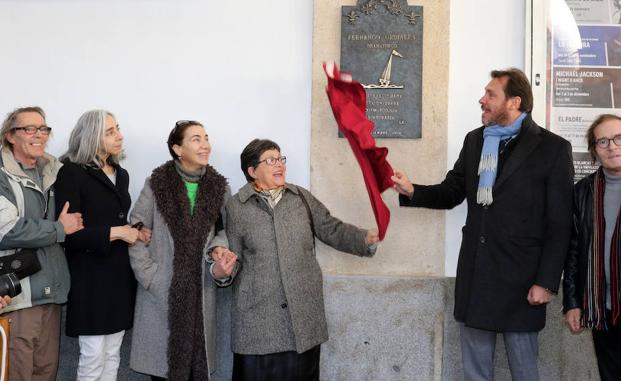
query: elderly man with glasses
0 106 83 381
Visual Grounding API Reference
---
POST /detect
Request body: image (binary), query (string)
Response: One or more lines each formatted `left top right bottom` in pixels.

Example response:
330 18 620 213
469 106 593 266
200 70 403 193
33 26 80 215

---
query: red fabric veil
323 62 393 240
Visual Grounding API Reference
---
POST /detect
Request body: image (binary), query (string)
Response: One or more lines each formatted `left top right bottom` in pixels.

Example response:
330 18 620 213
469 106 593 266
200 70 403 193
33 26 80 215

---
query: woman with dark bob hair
564 114 621 380
225 138 380 380
128 120 238 380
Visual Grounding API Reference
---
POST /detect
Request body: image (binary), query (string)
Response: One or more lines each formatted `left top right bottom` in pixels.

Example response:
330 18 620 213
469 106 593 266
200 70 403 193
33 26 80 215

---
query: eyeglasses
171 120 201 134
168 120 202 144
595 135 621 148
175 120 201 128
256 156 287 166
12 125 52 135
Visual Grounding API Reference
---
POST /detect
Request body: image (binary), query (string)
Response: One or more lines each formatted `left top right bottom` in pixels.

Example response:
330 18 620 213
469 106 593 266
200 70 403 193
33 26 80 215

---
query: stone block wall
57 276 599 380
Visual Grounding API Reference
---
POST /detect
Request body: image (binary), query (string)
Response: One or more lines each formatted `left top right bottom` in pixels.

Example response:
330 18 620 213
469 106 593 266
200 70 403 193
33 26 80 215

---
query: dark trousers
232 345 320 381
593 317 621 381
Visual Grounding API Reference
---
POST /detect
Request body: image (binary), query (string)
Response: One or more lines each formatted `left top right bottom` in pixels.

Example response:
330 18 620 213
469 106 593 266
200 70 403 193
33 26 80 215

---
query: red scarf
323 62 393 240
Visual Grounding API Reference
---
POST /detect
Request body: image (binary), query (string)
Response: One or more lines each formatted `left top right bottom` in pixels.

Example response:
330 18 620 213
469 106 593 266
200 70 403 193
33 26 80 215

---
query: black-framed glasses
256 156 287 166
12 125 52 135
595 135 621 149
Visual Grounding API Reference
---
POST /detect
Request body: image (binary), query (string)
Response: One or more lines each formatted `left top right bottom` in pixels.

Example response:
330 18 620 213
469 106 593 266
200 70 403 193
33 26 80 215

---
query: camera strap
0 249 41 279
0 167 42 279
1 167 25 219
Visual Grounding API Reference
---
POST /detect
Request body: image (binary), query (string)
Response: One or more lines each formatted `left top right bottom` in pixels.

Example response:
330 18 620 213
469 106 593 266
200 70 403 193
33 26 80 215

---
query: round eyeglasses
595 135 621 149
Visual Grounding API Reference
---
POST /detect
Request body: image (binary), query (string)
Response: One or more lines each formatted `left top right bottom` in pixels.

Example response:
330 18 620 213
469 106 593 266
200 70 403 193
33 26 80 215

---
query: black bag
0 249 41 279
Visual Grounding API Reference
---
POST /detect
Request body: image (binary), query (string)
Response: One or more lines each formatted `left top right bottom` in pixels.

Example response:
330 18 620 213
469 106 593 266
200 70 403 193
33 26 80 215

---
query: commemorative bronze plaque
341 0 423 139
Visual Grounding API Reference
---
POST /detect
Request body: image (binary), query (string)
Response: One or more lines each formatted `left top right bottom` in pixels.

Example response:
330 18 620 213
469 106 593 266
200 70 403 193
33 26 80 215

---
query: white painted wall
445 0 525 276
0 0 527 276
0 0 312 198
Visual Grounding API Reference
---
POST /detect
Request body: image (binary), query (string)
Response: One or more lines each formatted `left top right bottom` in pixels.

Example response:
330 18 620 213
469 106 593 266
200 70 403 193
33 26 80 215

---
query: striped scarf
254 183 285 209
583 168 621 330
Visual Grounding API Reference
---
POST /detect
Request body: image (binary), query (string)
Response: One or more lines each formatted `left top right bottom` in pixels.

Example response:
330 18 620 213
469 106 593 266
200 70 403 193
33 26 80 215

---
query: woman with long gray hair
55 110 150 380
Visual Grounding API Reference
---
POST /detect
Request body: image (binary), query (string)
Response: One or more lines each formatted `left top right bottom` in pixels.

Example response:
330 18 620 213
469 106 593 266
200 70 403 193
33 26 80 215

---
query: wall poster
530 0 621 180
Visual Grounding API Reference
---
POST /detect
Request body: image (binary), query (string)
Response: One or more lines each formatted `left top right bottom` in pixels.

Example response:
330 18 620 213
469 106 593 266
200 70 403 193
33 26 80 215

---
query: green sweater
184 181 199 213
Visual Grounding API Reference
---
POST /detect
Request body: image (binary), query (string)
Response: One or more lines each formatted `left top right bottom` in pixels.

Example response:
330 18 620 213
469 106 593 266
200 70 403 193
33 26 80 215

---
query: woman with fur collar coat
128 120 237 381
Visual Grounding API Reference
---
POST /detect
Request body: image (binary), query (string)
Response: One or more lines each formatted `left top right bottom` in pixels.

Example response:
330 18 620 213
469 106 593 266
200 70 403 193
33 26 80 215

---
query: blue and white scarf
477 112 527 205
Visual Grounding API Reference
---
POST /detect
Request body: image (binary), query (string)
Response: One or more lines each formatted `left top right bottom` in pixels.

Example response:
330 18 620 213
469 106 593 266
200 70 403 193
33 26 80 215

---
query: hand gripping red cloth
323 62 393 240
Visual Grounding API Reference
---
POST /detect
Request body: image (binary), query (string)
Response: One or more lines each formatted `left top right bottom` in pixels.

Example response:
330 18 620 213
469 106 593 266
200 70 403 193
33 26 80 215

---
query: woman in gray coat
226 138 379 381
128 120 237 381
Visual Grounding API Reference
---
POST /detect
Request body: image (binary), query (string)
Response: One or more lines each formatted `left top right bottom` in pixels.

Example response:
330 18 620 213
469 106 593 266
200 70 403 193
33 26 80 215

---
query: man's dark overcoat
400 115 574 331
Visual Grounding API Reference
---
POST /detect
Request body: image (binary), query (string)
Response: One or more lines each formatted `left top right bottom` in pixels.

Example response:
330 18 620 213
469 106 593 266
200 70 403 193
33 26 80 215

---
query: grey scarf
174 160 206 183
